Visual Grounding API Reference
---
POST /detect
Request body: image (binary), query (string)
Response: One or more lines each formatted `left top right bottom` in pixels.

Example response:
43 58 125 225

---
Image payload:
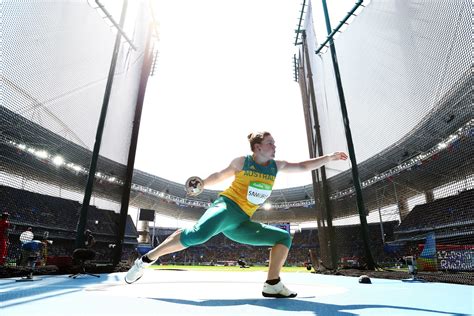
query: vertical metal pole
297 46 328 265
113 23 154 265
301 30 337 269
378 208 385 243
321 0 375 269
152 214 156 247
393 181 402 220
76 1 128 248
135 209 140 232
376 188 385 243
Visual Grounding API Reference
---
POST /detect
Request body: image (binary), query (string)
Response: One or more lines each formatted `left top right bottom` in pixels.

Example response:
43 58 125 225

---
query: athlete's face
257 135 276 159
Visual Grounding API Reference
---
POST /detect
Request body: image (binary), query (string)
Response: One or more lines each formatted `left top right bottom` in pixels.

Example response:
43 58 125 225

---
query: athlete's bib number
247 182 272 205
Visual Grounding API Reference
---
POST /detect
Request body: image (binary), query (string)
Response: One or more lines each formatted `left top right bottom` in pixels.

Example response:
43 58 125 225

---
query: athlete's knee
275 231 292 249
180 226 212 247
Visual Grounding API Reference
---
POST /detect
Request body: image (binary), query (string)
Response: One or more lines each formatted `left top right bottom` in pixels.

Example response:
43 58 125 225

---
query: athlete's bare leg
267 243 289 280
146 230 187 261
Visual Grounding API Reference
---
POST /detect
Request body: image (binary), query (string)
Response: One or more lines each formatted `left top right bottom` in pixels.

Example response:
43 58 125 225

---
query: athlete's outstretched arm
276 152 348 173
201 156 245 188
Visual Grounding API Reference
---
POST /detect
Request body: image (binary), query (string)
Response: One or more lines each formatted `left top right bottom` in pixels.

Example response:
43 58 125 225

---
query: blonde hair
247 131 271 152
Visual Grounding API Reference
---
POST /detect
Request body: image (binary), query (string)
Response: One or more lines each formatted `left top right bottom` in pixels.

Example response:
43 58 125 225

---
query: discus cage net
295 0 472 284
0 0 155 270
0 0 472 286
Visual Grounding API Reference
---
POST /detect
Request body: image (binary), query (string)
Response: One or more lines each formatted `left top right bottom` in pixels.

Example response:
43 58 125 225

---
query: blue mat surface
0 270 472 315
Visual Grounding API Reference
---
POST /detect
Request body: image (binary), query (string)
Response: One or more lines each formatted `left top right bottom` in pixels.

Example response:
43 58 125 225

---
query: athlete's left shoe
124 257 151 284
262 280 297 298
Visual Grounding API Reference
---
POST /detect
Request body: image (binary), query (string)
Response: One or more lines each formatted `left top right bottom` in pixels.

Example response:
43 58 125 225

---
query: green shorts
180 196 291 249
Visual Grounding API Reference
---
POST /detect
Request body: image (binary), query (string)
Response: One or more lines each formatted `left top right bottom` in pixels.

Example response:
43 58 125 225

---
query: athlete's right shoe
124 258 151 284
262 280 297 298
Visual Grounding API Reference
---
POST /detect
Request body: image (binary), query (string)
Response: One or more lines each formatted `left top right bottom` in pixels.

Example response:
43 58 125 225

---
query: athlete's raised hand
328 152 348 161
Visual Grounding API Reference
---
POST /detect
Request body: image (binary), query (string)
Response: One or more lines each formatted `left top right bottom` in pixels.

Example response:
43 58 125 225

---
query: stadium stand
0 185 138 267
148 221 398 268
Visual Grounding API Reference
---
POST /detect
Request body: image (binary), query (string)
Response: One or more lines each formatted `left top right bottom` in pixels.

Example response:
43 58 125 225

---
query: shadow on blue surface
153 298 470 316
0 275 109 308
2 289 82 309
0 279 20 288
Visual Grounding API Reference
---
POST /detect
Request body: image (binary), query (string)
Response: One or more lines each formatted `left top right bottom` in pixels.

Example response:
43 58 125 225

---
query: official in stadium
0 212 10 266
84 229 96 249
125 131 347 298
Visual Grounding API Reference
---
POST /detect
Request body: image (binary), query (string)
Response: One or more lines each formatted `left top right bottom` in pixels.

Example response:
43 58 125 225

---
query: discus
185 176 204 196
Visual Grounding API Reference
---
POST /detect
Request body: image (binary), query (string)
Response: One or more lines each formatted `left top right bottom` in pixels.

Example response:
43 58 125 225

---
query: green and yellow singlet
220 155 277 217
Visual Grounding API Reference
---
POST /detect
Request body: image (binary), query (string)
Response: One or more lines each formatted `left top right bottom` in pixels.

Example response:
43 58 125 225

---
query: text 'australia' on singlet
220 155 277 217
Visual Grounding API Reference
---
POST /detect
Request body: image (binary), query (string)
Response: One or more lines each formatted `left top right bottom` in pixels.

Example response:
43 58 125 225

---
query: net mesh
297 0 473 283
0 0 472 285
0 0 152 269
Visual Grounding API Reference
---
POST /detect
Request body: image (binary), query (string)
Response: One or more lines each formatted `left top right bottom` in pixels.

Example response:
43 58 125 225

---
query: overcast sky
134 0 355 190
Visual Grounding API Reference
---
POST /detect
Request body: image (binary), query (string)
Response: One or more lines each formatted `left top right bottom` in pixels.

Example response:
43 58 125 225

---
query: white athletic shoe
262 280 297 298
124 258 151 284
